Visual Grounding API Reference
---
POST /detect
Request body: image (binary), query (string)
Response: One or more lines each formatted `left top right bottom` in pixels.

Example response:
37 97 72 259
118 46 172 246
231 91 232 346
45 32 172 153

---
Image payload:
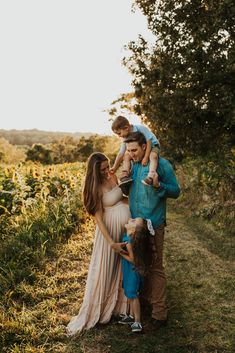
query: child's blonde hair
111 116 130 131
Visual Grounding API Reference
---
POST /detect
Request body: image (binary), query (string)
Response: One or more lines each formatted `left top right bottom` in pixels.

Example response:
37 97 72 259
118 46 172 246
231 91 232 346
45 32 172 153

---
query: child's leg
119 152 133 195
142 149 159 186
121 152 132 177
118 298 134 324
130 297 141 323
147 151 159 178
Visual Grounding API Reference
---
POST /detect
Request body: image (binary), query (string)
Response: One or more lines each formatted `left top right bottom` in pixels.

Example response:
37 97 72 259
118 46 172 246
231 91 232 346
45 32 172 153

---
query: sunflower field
0 162 87 296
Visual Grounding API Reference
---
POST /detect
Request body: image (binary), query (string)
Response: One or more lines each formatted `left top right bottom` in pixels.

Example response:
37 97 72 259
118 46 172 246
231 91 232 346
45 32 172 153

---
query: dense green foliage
123 0 235 159
25 135 119 164
176 152 235 235
0 134 119 165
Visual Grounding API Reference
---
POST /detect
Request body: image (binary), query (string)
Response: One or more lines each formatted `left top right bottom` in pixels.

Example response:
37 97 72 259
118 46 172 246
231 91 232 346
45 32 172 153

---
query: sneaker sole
141 180 152 186
118 321 134 325
119 179 133 187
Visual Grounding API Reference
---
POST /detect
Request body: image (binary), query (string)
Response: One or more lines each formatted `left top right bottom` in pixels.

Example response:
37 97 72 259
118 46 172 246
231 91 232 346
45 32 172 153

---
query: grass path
1 212 234 353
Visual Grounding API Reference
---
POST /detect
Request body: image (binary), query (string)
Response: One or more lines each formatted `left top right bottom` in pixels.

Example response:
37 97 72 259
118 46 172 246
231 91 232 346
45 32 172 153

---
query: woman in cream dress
67 152 130 335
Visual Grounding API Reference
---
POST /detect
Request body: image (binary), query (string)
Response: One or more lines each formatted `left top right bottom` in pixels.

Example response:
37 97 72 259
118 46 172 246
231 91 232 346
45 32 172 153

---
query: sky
0 1 153 135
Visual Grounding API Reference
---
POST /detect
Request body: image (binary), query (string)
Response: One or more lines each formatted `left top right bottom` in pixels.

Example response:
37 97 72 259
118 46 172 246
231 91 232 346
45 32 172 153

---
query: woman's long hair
83 152 109 215
132 220 153 275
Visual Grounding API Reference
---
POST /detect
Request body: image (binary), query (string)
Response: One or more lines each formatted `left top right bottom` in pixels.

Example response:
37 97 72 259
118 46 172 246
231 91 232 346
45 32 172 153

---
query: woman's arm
95 210 127 253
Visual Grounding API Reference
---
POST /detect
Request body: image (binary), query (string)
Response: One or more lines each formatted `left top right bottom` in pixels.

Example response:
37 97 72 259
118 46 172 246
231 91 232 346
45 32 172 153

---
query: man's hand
152 172 160 189
141 157 149 166
111 242 128 254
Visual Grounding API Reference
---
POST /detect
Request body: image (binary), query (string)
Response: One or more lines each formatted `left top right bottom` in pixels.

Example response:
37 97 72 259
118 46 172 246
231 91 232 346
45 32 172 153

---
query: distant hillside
0 129 96 146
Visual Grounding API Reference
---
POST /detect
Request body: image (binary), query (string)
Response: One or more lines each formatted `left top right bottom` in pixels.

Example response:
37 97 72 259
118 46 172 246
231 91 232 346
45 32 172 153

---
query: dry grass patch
0 219 94 353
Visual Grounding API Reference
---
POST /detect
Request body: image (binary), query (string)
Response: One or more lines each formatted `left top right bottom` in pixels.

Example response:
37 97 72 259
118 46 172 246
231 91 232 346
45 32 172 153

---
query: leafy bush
176 150 235 234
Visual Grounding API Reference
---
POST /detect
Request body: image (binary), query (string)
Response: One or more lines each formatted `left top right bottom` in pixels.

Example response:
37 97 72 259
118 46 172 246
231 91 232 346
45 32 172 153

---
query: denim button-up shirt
129 157 180 228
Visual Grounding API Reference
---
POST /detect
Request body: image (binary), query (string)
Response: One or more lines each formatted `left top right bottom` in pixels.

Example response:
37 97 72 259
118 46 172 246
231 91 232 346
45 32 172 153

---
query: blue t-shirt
119 124 160 155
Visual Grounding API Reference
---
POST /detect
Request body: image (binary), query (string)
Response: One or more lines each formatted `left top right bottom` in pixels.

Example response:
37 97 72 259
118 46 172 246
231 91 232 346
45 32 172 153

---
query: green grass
1 211 234 353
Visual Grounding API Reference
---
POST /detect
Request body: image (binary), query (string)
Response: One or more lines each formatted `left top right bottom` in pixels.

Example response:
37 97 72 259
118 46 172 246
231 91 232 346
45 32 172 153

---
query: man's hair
111 115 130 131
124 131 146 146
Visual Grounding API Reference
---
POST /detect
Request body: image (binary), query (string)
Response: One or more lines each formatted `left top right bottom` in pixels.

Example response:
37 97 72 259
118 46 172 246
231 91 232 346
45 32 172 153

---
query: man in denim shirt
125 131 180 328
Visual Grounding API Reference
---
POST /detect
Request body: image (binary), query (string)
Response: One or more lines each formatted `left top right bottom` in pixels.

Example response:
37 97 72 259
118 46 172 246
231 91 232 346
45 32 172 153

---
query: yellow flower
4 168 10 177
33 170 40 178
45 169 51 176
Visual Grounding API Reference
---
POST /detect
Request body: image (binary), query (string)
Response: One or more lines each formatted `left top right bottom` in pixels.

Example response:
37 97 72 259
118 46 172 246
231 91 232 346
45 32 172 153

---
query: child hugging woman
118 217 154 332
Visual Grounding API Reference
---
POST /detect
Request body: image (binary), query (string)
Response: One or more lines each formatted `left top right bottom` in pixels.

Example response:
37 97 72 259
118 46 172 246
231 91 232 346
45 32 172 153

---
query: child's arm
121 242 134 264
110 152 124 173
111 141 126 173
142 139 152 166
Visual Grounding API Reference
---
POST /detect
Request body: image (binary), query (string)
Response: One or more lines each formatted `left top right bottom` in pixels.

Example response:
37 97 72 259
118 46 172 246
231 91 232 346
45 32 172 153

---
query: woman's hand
111 242 128 254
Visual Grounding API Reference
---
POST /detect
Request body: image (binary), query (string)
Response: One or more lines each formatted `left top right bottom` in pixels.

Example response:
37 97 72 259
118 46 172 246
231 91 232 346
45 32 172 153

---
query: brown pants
143 224 167 320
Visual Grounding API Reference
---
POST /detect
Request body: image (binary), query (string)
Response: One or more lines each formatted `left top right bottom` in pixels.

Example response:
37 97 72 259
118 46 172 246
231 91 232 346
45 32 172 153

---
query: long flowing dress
67 185 131 335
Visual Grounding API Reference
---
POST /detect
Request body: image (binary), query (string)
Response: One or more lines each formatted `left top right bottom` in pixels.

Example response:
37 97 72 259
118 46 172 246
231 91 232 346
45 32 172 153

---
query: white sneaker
131 322 142 332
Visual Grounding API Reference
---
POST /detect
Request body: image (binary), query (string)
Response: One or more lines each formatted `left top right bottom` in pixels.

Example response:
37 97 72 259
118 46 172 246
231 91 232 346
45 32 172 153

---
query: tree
26 144 52 164
50 137 78 164
123 0 235 158
0 138 25 164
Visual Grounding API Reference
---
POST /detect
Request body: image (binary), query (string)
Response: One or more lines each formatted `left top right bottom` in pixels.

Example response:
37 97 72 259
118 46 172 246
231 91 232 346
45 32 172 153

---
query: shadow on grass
66 309 199 353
